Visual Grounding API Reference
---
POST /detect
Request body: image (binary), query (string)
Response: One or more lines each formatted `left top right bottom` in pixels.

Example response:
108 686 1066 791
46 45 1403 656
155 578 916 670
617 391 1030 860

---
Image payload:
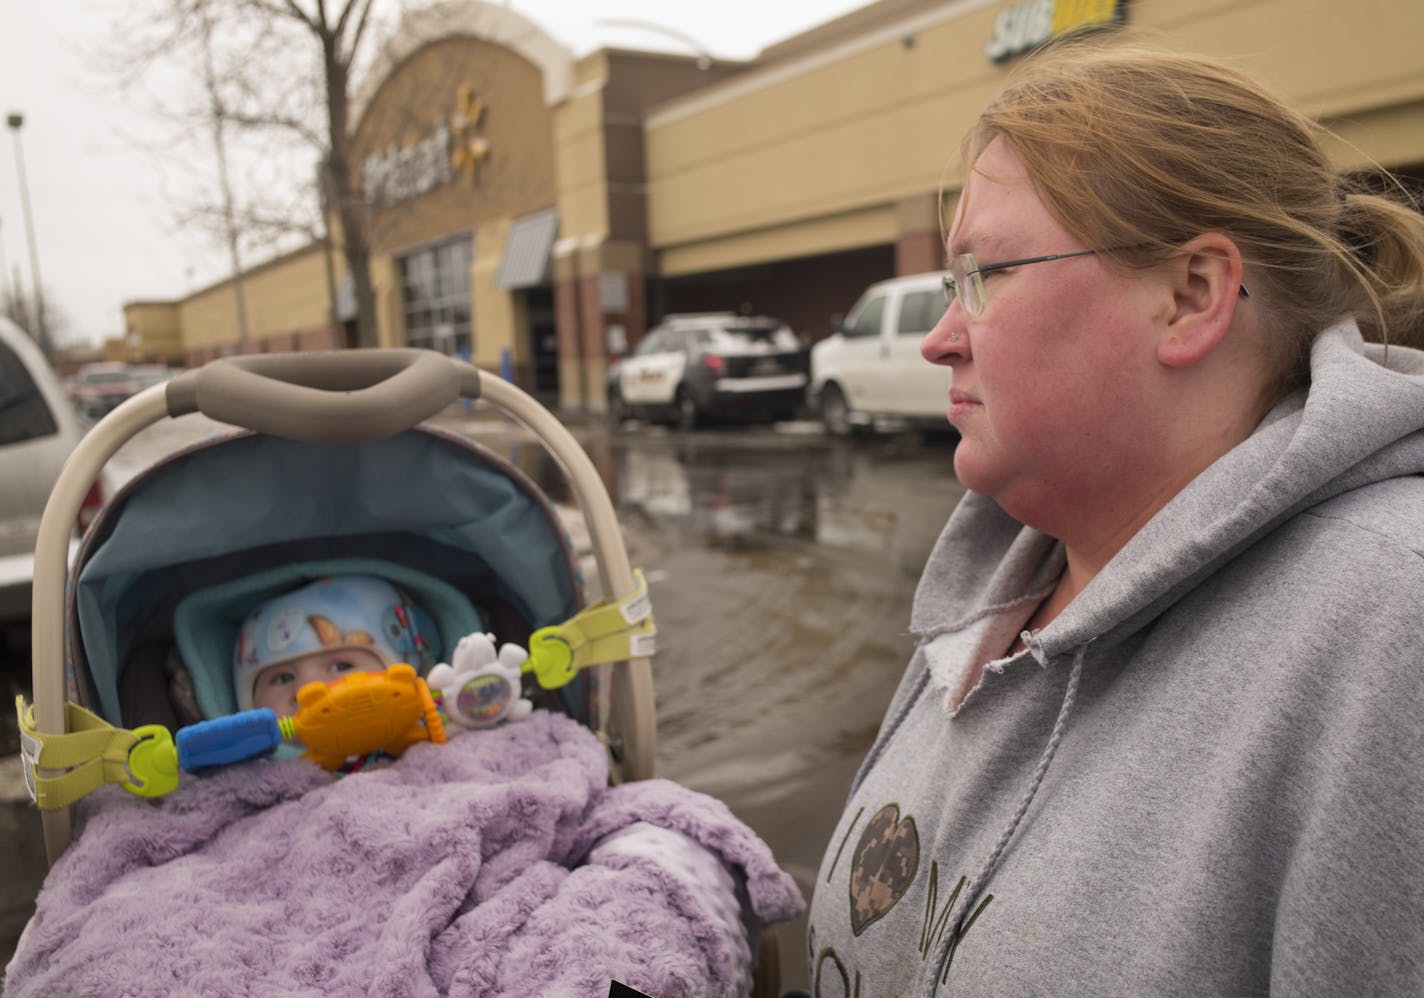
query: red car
69 361 142 421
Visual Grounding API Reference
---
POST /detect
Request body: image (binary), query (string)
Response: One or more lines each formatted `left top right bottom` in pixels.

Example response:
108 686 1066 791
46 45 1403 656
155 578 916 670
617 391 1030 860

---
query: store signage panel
363 123 454 206
985 0 1126 63
362 85 492 208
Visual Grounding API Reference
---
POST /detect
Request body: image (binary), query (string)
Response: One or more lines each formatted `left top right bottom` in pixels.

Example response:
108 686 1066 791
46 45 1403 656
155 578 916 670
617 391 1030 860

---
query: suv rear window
721 321 781 339
708 323 799 353
0 338 59 446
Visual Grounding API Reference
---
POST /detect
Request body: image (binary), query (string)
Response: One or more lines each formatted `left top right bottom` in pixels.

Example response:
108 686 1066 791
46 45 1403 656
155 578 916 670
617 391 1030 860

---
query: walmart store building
122 0 1424 413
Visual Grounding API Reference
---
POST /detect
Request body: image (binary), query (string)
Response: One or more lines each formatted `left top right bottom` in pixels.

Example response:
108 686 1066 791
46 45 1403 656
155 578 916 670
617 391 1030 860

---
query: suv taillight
702 355 726 375
77 480 105 534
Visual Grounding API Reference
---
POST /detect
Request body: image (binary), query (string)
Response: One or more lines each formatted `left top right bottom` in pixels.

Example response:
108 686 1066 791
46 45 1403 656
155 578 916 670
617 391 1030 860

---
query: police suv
607 313 808 429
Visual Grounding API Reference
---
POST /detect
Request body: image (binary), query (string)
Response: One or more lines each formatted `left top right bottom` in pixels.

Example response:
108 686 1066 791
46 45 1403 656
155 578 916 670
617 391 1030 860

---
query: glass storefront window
398 235 474 355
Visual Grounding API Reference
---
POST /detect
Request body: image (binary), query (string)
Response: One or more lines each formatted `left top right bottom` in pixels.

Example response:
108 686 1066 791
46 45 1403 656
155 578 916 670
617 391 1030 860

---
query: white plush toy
426 632 533 729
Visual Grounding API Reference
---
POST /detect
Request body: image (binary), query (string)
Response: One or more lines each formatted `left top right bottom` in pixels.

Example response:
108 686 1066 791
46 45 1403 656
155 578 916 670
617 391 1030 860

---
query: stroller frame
28 349 657 864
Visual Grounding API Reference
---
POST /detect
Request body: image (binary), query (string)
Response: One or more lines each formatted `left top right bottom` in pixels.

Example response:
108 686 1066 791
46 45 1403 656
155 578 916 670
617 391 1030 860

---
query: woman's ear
1156 232 1246 369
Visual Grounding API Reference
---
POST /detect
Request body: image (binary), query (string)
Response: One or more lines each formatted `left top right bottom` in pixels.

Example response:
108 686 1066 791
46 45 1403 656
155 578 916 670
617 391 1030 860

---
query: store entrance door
527 286 558 407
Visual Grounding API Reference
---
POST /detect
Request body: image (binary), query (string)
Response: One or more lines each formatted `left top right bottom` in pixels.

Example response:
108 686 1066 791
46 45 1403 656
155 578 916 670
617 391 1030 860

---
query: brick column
896 193 947 276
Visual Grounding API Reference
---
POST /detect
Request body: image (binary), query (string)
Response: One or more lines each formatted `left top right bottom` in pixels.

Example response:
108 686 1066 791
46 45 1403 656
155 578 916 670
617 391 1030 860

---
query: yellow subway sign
986 0 1126 63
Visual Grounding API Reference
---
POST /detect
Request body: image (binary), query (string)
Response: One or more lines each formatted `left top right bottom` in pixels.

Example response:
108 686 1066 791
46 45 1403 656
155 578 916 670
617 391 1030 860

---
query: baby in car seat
234 573 433 716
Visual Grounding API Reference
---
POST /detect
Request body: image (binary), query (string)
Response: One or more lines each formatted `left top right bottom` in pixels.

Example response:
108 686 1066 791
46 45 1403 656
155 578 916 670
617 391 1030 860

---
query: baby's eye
266 671 296 688
329 659 361 674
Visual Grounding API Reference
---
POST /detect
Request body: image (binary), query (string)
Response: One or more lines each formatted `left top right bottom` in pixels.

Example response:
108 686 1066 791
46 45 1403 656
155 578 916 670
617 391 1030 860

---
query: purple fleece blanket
5 711 803 997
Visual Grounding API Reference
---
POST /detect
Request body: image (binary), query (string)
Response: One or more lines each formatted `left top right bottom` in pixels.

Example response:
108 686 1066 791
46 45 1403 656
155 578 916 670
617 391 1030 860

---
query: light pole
0 215 14 312
7 111 50 356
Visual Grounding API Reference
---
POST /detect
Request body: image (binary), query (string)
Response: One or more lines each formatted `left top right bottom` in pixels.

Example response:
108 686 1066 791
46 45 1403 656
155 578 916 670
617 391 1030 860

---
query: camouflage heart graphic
848 803 920 936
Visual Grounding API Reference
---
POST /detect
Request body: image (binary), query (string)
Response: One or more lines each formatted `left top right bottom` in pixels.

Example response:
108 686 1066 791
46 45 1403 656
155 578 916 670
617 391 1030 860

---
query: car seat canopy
70 426 586 728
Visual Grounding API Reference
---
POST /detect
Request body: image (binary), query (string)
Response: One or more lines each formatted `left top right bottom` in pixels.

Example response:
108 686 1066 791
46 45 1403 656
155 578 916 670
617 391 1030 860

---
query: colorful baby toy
172 632 540 780
173 661 450 774
426 632 533 729
282 663 446 770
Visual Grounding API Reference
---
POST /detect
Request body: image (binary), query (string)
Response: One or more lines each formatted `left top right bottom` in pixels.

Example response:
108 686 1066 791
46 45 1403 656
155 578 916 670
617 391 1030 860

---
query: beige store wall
551 49 740 410
645 2 1002 255
122 301 184 363
176 243 340 361
553 58 614 243
371 254 403 350
644 0 1424 274
471 220 520 372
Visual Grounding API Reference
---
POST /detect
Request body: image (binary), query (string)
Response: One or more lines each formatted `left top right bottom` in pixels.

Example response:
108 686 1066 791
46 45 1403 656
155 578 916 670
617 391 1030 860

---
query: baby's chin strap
931 642 1088 991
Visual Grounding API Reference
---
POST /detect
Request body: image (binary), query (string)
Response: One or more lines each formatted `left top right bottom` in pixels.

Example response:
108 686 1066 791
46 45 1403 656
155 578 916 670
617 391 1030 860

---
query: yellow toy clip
14 696 178 808
121 726 181 798
523 570 656 689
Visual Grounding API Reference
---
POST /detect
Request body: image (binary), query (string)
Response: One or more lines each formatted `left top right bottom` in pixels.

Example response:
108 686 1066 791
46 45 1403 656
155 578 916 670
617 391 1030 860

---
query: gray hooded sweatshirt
807 321 1424 997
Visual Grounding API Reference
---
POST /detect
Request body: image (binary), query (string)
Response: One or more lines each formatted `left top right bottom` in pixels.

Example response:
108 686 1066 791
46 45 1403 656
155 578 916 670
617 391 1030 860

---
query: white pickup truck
808 271 954 436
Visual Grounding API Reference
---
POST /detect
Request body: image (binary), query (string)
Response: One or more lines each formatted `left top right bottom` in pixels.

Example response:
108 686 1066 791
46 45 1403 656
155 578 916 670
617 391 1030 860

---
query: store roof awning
495 208 559 290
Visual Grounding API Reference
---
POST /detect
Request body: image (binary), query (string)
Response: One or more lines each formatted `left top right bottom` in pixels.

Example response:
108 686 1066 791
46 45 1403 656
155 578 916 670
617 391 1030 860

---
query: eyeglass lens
940 255 982 316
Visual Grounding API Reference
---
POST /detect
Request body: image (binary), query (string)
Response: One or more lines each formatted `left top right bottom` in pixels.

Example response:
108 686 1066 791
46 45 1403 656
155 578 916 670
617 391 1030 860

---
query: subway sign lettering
985 0 1126 63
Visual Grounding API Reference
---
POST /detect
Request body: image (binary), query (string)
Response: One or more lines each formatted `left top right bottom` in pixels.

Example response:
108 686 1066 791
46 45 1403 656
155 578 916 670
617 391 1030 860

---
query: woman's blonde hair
962 41 1424 407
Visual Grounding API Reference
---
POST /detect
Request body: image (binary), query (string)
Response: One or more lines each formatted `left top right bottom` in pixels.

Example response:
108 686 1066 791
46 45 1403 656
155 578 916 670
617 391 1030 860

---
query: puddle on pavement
499 431 966 577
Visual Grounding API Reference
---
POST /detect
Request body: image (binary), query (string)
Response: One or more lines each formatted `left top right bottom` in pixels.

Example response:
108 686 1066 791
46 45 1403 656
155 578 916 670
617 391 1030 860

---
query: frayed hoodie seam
911 581 1060 648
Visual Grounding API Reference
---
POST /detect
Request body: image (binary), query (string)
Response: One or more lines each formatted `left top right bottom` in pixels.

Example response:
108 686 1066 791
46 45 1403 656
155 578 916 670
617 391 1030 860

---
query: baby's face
250 647 386 715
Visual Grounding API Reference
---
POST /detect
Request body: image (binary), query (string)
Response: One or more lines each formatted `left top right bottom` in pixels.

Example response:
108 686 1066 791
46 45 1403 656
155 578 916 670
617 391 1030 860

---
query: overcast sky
0 0 869 349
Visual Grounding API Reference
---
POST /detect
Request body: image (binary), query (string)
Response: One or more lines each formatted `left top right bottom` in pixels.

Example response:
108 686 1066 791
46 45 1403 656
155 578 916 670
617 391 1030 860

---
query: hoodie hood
912 319 1424 670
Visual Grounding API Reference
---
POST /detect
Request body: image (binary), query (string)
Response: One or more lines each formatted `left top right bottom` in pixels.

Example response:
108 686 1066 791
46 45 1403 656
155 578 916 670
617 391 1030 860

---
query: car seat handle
165 349 481 444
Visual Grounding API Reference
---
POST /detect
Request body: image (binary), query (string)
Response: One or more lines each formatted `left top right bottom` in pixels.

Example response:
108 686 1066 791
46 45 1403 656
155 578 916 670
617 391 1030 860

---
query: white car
607 313 808 429
0 318 106 646
809 272 954 436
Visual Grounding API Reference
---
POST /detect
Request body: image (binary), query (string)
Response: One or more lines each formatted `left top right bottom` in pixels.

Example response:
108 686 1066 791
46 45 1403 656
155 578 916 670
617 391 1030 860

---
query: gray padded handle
164 349 481 444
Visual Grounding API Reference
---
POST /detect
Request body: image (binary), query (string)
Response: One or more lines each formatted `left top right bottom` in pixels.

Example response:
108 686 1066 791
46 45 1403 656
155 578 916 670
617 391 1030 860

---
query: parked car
128 363 176 392
69 361 141 421
0 318 106 651
607 313 808 429
809 271 955 436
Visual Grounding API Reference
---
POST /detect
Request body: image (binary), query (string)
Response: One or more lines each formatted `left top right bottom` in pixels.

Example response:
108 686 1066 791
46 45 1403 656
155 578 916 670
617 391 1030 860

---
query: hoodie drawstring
930 642 1088 993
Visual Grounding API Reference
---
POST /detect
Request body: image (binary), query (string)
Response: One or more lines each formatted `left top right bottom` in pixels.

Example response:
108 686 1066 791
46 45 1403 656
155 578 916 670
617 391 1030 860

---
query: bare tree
245 0 382 348
195 2 253 351
97 0 387 348
2 280 71 349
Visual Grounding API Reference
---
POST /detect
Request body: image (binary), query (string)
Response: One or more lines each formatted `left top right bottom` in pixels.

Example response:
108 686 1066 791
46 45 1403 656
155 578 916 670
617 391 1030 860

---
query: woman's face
921 137 1173 540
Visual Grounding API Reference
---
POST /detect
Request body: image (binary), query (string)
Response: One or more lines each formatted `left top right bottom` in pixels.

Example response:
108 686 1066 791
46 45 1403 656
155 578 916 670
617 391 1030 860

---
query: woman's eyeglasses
941 249 1250 318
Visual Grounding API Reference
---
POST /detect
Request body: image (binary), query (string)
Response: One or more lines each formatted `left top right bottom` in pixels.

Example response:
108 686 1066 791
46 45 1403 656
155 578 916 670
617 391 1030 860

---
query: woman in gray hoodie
808 42 1424 997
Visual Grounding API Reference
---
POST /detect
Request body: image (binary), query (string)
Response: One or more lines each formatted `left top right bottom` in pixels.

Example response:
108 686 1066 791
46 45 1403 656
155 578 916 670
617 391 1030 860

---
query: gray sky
0 0 868 349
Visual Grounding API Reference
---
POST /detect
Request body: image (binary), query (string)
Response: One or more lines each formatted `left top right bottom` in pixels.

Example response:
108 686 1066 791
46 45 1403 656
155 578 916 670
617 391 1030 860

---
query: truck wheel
607 388 628 426
819 384 855 437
